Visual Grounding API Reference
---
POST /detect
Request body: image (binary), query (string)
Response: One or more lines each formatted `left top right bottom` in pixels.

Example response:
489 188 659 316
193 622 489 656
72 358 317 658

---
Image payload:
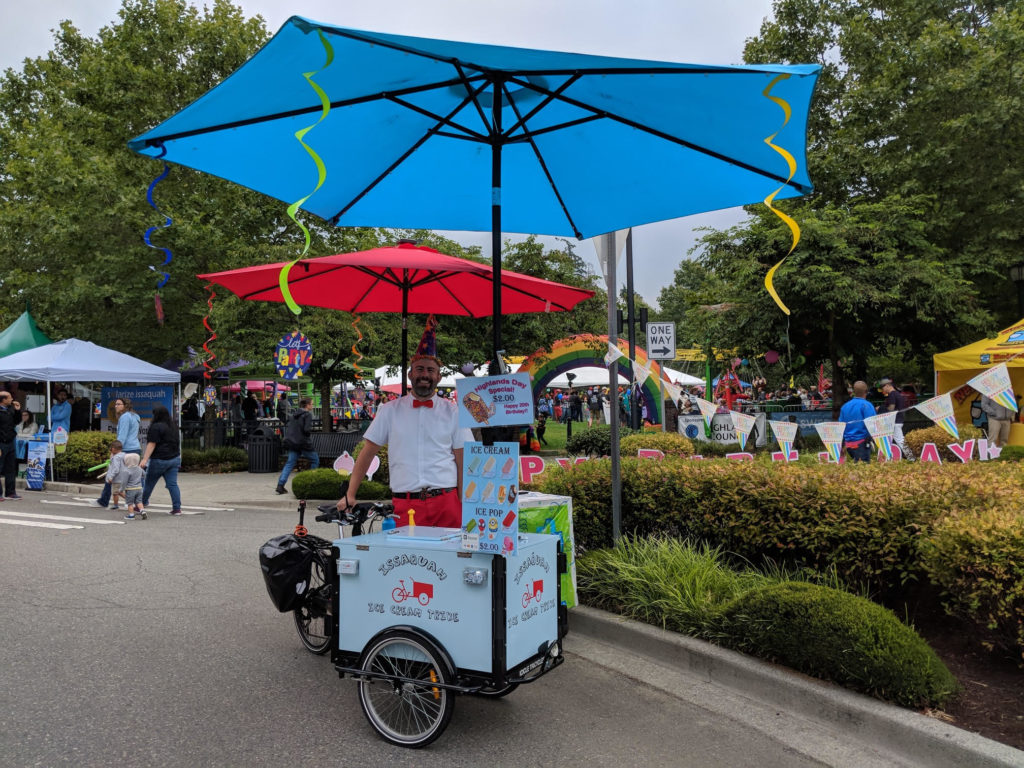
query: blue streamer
144 145 173 291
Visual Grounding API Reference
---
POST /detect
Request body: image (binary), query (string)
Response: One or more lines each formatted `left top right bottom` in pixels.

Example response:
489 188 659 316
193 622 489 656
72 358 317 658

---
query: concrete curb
570 606 1024 768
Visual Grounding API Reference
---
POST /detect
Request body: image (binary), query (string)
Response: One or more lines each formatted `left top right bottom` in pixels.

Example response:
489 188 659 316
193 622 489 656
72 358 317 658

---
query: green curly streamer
279 29 334 315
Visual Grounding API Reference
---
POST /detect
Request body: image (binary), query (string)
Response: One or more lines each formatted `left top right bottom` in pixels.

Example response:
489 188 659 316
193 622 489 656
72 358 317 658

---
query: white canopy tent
0 339 181 478
661 367 705 387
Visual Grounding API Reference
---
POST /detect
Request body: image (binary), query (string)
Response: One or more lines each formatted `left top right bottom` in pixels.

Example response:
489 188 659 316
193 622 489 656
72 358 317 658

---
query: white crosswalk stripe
71 497 223 513
1 510 125 525
0 518 83 530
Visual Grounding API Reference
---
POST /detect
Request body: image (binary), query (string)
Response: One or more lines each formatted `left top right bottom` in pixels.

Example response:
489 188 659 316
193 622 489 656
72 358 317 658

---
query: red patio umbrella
198 242 594 393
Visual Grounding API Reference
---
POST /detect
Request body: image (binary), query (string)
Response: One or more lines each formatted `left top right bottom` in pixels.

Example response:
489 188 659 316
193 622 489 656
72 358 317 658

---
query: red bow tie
412 399 433 409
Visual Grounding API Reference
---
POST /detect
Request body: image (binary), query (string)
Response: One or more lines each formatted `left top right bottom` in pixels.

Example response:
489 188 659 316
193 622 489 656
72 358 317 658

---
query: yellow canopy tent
933 318 1024 445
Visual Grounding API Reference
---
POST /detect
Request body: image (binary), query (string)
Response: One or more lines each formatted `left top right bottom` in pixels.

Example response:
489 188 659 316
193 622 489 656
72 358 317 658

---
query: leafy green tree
744 0 1024 325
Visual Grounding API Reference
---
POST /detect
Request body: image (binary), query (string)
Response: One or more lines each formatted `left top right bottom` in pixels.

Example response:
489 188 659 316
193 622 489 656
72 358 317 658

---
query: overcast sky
2 0 777 306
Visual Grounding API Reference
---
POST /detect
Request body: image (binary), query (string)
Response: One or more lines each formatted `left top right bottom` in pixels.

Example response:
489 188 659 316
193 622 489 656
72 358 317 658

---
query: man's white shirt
363 395 473 492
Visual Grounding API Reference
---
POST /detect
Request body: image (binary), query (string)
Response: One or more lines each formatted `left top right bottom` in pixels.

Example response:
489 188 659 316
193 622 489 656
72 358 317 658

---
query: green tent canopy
0 309 54 358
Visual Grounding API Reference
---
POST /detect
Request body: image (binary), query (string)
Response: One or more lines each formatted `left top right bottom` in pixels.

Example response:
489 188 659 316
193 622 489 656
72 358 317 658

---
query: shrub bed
539 457 1024 657
905 424 983 462
290 468 390 500
353 442 389 485
53 431 117 481
578 537 957 708
619 432 694 458
180 447 247 473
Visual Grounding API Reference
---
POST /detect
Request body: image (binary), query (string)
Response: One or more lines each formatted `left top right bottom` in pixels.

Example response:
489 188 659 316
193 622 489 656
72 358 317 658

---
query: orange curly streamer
351 315 364 380
202 282 217 380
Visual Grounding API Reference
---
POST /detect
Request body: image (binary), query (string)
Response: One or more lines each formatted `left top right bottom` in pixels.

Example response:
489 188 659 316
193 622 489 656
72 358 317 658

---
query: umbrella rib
329 79 492 224
505 74 812 194
135 76 483 147
501 81 583 239
386 94 487 141
502 74 581 138
464 271 579 313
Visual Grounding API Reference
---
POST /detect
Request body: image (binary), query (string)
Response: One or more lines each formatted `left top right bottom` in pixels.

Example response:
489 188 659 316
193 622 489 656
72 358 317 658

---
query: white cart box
335 526 563 676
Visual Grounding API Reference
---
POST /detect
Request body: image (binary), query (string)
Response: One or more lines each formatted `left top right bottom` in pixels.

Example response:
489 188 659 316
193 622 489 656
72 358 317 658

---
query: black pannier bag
259 535 316 612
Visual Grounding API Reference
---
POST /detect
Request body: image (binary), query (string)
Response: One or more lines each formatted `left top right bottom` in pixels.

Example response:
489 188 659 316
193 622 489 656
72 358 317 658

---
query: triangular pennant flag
815 421 846 463
914 392 959 440
768 419 797 460
967 363 1018 412
632 359 651 384
729 410 757 451
864 411 898 460
695 397 718 430
604 342 624 366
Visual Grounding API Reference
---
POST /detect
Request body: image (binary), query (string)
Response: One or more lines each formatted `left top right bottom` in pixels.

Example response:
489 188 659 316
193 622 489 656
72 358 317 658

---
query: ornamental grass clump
578 536 760 635
720 582 959 708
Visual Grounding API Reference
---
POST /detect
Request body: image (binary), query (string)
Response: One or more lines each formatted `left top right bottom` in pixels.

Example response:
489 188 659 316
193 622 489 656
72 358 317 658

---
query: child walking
112 452 147 520
91 441 125 511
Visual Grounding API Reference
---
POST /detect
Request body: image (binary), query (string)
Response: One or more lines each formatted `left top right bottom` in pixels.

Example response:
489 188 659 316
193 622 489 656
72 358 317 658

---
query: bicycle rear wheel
293 552 332 655
357 629 454 748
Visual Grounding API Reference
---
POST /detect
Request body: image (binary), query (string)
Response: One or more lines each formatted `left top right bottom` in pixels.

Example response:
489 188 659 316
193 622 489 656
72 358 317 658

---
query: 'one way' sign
646 322 676 360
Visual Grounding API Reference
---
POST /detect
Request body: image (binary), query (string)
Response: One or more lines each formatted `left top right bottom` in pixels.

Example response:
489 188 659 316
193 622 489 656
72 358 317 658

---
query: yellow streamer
762 73 801 316
279 30 334 315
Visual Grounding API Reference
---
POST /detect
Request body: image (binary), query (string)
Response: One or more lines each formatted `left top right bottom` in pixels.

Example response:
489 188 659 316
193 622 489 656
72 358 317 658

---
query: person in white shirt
336 352 472 528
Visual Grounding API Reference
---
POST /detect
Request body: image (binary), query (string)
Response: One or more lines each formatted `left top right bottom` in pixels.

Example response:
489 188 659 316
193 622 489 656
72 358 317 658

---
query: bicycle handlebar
314 500 394 524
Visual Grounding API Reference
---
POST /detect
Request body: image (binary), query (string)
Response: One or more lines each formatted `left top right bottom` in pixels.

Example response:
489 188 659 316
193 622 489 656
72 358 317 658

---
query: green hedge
53 431 117 481
353 442 390 485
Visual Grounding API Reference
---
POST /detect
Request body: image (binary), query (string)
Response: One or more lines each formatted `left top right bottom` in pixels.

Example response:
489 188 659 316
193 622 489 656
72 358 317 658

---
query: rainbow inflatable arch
517 334 665 423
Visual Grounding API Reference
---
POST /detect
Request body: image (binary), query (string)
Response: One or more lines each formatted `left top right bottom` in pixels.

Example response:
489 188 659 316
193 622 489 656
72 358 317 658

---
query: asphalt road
0 491 828 767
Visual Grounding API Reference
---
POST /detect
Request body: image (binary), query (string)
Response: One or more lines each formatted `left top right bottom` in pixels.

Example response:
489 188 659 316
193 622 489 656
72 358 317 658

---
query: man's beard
412 378 436 398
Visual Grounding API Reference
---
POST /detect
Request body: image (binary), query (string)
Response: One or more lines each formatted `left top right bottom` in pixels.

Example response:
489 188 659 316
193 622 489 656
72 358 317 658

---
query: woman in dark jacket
140 405 182 515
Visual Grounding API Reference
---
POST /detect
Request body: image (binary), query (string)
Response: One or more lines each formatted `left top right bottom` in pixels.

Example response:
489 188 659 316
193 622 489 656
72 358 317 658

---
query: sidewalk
19 469 299 511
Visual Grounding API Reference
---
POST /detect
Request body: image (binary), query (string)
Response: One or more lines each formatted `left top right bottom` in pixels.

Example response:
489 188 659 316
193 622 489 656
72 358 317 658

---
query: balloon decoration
764 350 780 364
276 331 313 379
143 144 173 325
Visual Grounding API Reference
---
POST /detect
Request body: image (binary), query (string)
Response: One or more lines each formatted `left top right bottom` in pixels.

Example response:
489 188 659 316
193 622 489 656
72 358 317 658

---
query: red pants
391 489 461 528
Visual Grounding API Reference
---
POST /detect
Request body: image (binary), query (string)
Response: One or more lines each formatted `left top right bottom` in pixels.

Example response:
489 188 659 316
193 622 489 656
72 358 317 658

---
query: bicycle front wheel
358 629 454 748
293 554 332 655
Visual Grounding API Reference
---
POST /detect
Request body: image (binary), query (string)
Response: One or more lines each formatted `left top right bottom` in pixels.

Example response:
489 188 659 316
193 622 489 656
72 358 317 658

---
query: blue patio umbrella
129 16 819 360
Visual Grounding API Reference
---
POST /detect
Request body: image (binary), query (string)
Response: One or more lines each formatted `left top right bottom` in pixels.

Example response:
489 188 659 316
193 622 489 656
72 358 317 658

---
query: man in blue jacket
839 380 876 463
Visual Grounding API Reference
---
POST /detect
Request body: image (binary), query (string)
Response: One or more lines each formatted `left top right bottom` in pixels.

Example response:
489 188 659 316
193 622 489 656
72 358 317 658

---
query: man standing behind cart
337 317 472 528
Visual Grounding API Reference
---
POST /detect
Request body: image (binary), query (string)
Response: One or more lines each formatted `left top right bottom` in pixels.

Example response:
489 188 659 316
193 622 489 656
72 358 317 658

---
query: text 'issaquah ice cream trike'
259 495 568 748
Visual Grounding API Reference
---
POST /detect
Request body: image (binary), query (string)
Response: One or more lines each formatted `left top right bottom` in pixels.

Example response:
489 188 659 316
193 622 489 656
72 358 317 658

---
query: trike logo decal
392 579 434 606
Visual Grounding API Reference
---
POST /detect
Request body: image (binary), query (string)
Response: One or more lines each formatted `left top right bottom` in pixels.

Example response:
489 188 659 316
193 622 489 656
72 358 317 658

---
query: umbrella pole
605 232 623 543
401 275 409 397
490 77 503 367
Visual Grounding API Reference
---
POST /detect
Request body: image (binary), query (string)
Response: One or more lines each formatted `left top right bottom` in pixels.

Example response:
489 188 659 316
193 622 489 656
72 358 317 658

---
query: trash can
248 428 281 473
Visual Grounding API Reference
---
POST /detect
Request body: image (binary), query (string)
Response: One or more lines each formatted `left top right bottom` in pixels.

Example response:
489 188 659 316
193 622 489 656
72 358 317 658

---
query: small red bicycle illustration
392 579 434 606
522 579 544 608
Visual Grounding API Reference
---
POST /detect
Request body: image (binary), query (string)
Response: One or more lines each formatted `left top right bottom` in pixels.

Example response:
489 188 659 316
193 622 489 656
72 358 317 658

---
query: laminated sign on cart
461 441 520 556
456 373 533 429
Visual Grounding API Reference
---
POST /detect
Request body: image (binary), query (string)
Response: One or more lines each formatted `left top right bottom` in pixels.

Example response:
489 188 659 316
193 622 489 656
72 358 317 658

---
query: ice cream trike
260 499 568 748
